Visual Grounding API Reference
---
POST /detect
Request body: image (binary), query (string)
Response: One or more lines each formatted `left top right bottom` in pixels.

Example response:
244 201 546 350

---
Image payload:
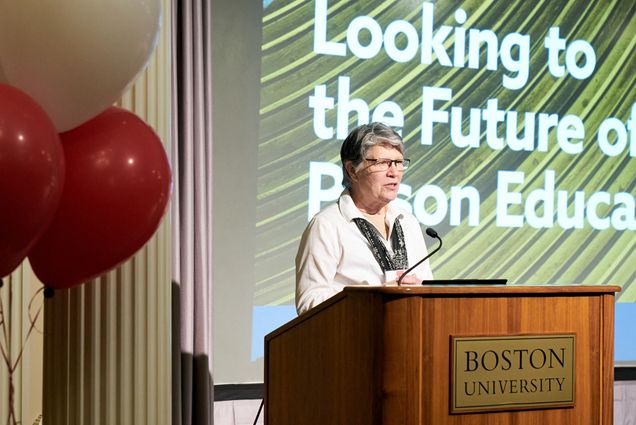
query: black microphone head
425 227 439 238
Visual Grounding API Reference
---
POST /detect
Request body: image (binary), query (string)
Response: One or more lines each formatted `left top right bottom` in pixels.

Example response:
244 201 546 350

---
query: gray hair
340 122 404 188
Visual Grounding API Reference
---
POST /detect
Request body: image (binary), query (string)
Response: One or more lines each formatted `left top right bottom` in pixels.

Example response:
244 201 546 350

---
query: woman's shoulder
300 202 346 248
310 202 342 224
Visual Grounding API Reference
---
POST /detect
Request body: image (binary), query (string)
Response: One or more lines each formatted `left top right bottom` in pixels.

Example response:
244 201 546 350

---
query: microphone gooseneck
397 227 442 286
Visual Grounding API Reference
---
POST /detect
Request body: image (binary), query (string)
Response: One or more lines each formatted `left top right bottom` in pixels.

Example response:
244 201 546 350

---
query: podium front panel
265 285 617 425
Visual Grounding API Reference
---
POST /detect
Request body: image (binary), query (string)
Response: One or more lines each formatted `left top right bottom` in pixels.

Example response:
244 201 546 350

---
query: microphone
397 227 442 286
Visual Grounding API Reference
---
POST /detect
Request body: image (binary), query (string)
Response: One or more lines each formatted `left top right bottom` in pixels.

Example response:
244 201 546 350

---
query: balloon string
0 287 11 370
0 281 15 425
27 286 45 332
0 281 5 349
11 286 44 372
0 280 45 425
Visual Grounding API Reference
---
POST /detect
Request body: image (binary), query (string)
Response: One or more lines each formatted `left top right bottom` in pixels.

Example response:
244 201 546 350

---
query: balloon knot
43 287 55 298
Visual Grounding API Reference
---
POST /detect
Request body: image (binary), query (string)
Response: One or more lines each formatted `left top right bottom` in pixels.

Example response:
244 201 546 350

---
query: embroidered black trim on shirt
352 217 408 271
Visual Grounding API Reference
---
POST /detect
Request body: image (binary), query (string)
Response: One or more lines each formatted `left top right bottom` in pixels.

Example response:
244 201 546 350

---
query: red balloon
28 107 171 288
0 84 64 277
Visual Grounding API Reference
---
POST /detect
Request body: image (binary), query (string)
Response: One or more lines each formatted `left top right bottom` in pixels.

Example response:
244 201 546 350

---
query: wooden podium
264 284 620 424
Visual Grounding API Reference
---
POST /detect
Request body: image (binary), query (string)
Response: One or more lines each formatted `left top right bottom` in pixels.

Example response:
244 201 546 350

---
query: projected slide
252 0 635 362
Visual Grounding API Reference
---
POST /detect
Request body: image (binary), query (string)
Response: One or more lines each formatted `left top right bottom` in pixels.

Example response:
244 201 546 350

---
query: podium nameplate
451 334 576 413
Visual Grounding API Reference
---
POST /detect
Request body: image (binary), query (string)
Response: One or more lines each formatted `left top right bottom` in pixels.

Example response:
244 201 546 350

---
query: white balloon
0 0 161 131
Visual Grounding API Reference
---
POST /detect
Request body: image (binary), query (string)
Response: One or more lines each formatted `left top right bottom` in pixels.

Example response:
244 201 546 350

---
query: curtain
171 0 214 424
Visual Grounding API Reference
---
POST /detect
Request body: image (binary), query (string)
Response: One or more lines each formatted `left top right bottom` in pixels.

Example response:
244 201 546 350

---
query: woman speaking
295 122 434 314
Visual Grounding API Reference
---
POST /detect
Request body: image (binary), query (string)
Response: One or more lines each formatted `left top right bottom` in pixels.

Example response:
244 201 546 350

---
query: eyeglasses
364 158 410 171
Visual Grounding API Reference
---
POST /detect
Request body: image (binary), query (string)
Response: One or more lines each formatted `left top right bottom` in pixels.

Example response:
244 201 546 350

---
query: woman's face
347 143 404 212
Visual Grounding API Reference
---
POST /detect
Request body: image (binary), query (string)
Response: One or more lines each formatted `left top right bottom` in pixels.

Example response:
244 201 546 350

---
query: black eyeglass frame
363 157 411 169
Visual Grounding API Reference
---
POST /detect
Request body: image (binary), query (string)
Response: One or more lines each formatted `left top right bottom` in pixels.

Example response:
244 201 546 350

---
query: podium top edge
264 284 621 342
343 283 622 295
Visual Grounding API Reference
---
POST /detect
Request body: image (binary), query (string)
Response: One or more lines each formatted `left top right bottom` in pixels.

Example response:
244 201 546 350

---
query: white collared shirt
295 191 434 314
